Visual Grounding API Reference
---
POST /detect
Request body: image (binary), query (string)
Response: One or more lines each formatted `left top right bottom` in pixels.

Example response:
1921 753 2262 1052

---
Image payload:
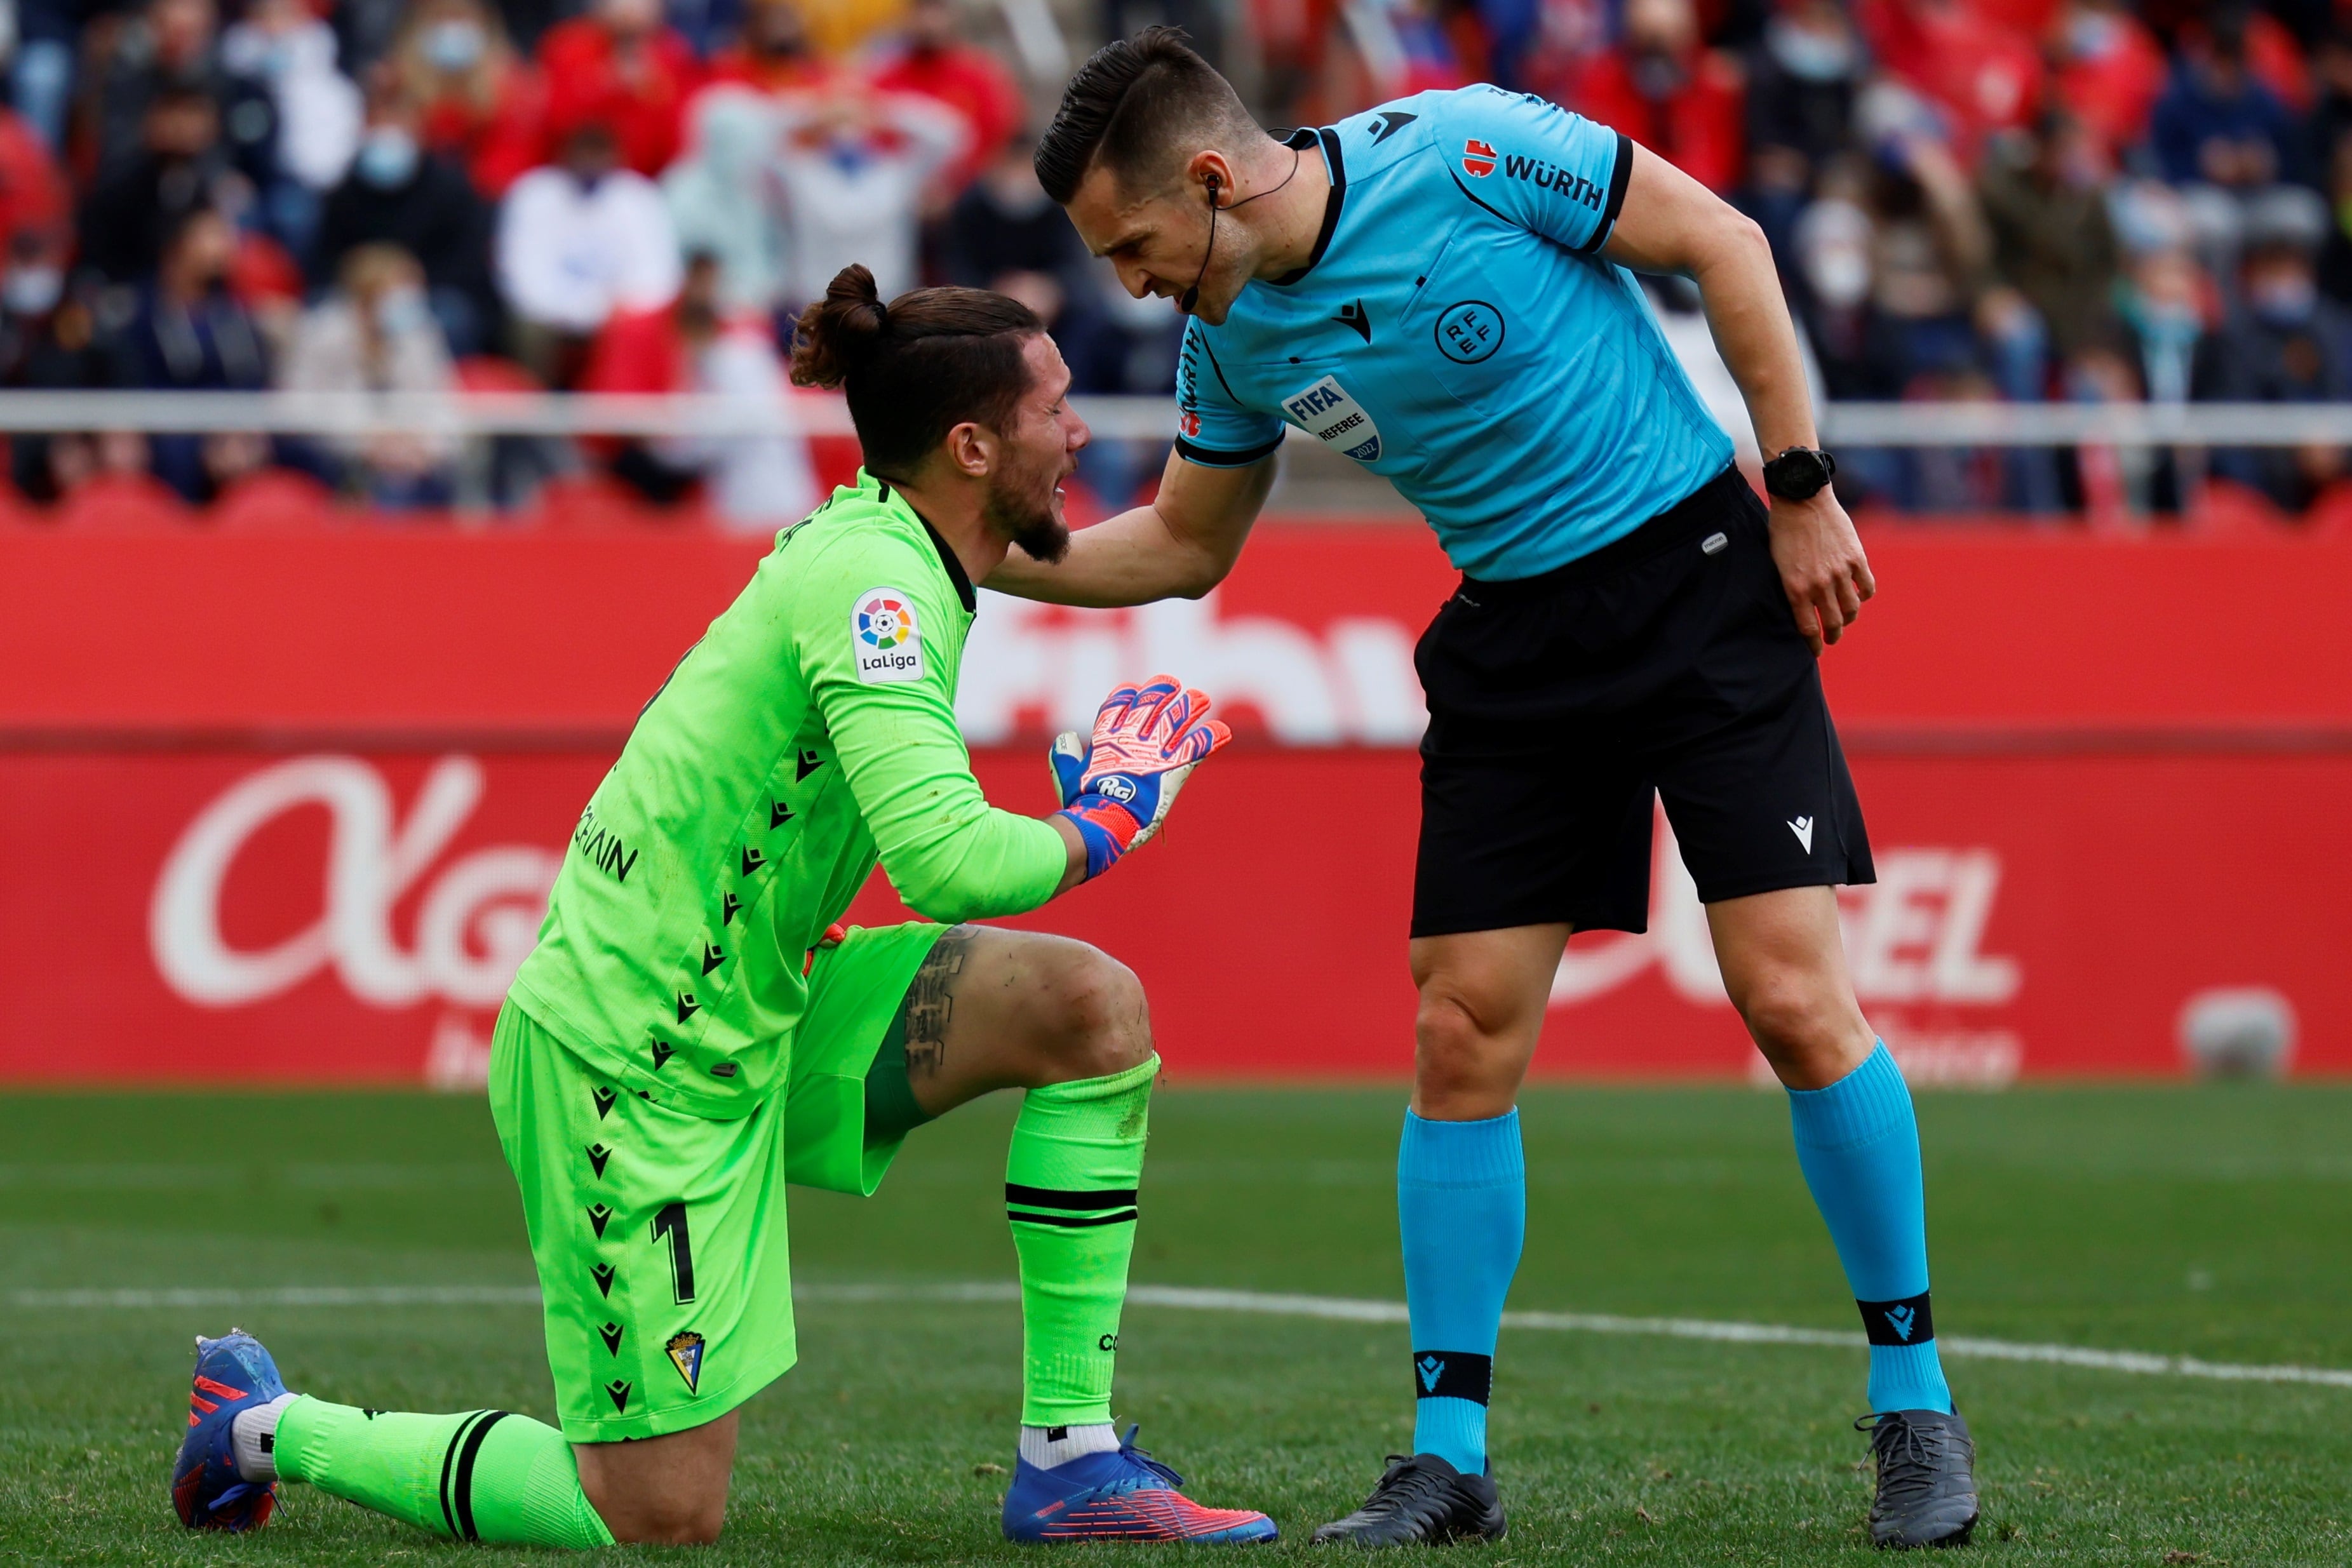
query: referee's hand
1768 490 1876 655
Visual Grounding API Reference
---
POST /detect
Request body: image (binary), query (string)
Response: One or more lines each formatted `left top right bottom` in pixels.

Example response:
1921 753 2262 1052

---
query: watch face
1770 450 1829 496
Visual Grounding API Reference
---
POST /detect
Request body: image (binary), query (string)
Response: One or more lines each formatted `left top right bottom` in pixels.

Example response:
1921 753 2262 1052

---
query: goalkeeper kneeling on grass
171 262 1277 1548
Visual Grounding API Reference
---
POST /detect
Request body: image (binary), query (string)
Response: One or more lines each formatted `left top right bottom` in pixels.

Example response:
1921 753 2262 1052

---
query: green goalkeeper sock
1004 1053 1157 1428
273 1395 614 1548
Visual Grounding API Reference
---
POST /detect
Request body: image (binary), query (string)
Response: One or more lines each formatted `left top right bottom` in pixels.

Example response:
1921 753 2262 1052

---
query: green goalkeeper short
489 920 948 1442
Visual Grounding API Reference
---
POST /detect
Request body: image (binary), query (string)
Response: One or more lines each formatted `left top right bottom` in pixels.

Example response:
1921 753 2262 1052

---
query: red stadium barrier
3 519 2348 1084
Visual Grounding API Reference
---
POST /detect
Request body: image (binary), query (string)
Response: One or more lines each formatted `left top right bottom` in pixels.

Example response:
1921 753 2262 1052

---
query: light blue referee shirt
1174 85 1735 582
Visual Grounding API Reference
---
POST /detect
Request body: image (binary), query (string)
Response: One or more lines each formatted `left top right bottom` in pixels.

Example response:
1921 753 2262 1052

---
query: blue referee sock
1787 1042 1954 1416
1398 1109 1524 1475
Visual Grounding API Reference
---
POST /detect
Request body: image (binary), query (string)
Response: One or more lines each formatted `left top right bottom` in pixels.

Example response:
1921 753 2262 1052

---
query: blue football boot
171 1329 287 1531
1002 1425 1277 1543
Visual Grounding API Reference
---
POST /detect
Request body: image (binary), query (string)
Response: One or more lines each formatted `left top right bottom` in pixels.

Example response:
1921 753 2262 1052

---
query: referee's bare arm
1603 142 1876 653
986 448 1275 607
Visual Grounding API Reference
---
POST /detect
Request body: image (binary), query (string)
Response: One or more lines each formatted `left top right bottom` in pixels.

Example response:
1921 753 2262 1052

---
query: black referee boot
1858 1408 1979 1548
1311 1453 1506 1546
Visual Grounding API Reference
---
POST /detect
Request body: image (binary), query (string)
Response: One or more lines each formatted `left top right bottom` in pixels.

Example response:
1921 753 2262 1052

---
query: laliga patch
666 1330 706 1393
850 587 925 683
1281 375 1382 463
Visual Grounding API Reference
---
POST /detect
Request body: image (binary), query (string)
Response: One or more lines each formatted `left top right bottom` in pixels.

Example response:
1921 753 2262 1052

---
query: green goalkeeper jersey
507 469 1068 1119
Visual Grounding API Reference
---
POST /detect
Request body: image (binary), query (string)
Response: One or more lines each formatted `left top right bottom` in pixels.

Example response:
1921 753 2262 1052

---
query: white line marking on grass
13 1281 2349 1391
10 1285 546 1309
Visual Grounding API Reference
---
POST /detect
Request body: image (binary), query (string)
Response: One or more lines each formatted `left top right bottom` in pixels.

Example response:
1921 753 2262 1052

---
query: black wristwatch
1763 446 1838 500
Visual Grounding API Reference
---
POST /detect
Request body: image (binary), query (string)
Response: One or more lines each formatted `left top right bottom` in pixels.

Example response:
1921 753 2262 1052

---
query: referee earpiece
1179 173 1223 317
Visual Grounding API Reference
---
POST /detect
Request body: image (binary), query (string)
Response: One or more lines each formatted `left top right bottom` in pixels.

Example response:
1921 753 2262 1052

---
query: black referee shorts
1411 465 1874 939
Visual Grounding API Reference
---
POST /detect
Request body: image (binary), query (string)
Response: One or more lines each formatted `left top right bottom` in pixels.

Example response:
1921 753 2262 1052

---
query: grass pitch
4 1084 2348 1565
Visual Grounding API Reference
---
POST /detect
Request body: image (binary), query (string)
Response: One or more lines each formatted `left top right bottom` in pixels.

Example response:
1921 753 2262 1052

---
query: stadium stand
0 0 2350 523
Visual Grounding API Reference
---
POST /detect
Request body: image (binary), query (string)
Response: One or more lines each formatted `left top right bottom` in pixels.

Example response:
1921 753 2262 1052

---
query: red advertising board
3 518 2348 1084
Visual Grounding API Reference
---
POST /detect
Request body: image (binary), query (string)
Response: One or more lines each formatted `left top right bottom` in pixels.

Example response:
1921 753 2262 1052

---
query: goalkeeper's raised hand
1050 676 1231 882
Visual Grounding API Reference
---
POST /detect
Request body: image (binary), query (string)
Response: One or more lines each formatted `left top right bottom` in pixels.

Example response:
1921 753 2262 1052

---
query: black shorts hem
1408 904 1649 941
1691 862 1873 906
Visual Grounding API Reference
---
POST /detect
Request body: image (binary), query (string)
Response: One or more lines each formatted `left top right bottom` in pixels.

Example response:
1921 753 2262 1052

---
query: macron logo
1417 1355 1445 1392
1885 1304 1916 1342
1788 815 1815 853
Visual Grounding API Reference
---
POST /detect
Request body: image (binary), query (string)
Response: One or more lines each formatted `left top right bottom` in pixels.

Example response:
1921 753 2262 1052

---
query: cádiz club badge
666 1330 706 1394
1280 375 1382 463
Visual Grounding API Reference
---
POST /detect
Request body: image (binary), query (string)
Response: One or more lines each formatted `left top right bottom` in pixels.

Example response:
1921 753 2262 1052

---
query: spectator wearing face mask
1554 0 1742 194
220 0 364 257
868 0 1023 198
2048 0 2167 166
107 206 274 502
392 0 546 199
316 75 498 356
534 0 701 178
2193 188 2351 511
581 250 816 525
0 102 70 293
769 83 965 313
707 0 837 95
1741 0 1861 260
279 242 460 507
497 120 682 386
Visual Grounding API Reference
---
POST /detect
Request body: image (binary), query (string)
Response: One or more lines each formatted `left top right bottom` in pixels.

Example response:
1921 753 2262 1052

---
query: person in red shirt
707 0 840 95
535 0 701 177
1857 0 2043 164
2047 0 2167 163
391 0 547 198
867 0 1022 195
1552 0 1743 194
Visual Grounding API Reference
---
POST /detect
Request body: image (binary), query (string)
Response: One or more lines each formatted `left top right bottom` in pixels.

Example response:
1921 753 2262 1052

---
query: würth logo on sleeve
1502 152 1604 210
852 589 925 683
1462 138 1497 177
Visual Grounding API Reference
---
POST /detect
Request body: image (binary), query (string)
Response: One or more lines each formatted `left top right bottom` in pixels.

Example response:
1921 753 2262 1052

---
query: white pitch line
12 1282 2349 1391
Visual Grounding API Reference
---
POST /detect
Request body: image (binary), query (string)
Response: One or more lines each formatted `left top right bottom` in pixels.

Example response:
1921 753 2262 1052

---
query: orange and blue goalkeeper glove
1051 675 1232 881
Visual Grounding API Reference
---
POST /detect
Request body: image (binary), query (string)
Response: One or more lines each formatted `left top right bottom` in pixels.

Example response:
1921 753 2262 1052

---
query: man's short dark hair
1033 26 1257 204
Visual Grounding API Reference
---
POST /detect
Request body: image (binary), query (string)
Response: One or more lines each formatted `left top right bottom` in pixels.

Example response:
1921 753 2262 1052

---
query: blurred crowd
0 0 1183 522
2 0 2349 522
1282 0 2352 517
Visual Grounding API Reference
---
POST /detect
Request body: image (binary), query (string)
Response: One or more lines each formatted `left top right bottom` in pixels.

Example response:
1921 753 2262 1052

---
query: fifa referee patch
851 588 925 683
1281 375 1383 463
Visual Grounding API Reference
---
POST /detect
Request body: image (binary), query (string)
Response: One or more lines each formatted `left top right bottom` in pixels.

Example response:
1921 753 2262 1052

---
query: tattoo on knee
902 927 973 1080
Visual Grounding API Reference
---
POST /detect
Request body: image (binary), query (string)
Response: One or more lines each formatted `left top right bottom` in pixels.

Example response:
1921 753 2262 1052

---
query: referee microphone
1177 173 1222 316
1176 146 1303 316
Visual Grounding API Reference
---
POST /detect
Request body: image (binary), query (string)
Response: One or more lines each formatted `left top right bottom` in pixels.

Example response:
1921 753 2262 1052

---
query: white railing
2 392 2352 446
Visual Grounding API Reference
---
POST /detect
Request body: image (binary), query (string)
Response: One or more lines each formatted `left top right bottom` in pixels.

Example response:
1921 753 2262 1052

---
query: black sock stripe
451 1411 511 1541
1007 1207 1139 1228
1857 1292 1935 1348
437 1411 489 1538
1004 1184 1139 1210
1411 1350 1494 1404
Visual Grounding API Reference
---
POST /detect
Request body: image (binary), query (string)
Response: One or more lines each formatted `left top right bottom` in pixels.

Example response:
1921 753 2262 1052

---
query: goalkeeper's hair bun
788 264 888 389
787 265 1048 479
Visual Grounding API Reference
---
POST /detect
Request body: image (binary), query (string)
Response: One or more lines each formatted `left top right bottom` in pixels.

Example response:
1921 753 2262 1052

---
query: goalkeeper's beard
984 450 1072 565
